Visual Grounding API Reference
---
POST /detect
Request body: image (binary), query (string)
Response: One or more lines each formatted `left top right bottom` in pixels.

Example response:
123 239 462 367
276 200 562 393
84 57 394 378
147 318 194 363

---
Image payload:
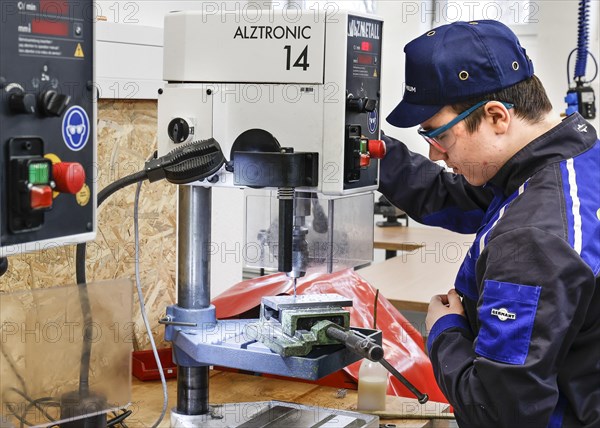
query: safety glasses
418 100 514 153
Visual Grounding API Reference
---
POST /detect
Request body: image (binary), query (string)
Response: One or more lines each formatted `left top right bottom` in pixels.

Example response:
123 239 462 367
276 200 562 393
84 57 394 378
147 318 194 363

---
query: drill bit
293 277 297 298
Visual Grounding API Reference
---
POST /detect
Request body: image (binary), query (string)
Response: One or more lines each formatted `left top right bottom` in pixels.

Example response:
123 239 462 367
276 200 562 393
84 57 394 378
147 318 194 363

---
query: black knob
347 96 365 112
39 90 71 116
364 98 378 113
347 96 378 113
9 90 36 114
168 118 190 143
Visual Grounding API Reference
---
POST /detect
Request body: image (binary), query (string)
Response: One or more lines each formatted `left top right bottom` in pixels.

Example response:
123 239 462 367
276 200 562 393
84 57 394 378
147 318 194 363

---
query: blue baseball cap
386 20 534 128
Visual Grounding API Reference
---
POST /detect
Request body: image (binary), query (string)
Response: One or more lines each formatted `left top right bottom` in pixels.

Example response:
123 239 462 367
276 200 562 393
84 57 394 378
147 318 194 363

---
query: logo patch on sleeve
476 280 541 365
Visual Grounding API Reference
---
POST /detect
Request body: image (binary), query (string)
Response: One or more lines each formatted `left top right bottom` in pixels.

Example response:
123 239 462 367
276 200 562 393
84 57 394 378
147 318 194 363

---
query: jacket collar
487 113 598 197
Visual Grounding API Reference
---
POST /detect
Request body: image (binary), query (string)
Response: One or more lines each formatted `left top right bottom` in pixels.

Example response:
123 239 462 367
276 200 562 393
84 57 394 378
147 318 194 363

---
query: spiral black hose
574 0 590 80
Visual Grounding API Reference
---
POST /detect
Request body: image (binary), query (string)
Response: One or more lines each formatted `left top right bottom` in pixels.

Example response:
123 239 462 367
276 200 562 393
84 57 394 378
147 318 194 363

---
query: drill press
159 8 388 427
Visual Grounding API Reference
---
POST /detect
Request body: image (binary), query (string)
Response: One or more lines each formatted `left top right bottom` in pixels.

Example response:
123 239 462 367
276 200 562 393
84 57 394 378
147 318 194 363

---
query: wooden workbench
374 226 473 252
366 227 475 312
127 370 454 427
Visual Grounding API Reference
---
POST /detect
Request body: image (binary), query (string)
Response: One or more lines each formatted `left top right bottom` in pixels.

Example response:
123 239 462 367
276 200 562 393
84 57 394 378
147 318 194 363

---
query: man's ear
484 101 511 134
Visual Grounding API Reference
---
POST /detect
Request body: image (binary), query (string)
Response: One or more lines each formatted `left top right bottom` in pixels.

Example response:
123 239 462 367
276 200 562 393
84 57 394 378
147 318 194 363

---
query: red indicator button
368 139 386 159
360 153 371 168
53 162 86 194
361 41 372 51
30 185 53 210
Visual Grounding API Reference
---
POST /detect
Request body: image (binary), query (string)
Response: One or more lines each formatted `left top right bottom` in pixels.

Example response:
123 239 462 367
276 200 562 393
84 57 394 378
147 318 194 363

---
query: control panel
344 15 383 190
0 0 95 257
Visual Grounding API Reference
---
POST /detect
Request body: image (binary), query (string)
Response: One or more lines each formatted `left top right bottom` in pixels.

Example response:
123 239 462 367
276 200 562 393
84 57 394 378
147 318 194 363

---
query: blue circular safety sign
368 109 378 134
62 105 90 151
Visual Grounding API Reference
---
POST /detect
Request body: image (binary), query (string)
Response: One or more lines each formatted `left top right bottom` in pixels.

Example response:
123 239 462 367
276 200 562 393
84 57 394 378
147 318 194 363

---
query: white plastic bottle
357 359 388 411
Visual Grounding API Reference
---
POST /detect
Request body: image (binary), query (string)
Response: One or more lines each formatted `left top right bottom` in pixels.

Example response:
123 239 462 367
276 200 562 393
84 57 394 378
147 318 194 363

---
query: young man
379 20 600 427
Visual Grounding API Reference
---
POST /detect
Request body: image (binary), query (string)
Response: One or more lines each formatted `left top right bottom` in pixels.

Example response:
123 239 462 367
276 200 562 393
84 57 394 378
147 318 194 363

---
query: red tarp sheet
212 268 447 403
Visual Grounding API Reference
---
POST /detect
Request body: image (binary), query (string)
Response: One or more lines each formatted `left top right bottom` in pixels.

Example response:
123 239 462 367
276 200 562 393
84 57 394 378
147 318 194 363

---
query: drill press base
170 401 378 427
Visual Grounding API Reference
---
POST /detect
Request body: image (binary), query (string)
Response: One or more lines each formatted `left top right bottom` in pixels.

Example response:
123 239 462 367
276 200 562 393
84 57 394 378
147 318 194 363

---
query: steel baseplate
171 319 381 380
170 401 379 427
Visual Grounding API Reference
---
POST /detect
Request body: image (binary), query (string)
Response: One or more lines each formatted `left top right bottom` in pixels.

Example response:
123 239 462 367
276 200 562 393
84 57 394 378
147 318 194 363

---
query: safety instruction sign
74 43 84 57
62 106 90 151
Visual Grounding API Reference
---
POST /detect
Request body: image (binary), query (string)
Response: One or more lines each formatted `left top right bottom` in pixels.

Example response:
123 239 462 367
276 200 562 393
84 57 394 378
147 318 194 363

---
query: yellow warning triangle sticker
74 43 84 58
373 69 378 78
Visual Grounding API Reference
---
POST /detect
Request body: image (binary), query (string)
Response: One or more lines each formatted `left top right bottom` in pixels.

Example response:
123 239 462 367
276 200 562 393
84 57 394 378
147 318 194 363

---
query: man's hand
426 289 465 331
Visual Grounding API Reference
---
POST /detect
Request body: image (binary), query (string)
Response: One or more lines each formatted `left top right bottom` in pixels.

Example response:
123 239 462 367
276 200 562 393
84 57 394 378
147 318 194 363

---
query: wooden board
128 370 454 427
374 226 472 252
361 228 475 312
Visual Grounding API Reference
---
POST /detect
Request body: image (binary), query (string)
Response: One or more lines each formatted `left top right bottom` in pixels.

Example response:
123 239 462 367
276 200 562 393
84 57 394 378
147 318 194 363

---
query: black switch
9 90 37 114
347 96 365 112
168 118 191 143
39 90 71 117
347 96 378 113
364 98 378 112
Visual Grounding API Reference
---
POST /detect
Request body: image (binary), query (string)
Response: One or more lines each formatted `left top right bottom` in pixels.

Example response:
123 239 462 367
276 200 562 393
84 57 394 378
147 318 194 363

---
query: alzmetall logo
491 308 516 321
348 19 380 40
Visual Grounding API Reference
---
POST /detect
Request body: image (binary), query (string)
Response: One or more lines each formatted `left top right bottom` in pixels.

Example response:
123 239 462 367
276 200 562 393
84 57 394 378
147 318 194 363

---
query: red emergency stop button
368 139 386 159
30 185 53 210
53 162 86 194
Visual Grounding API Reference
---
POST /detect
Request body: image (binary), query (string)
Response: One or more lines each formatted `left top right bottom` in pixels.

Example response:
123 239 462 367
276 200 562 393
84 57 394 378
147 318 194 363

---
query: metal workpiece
261 294 354 311
178 185 212 310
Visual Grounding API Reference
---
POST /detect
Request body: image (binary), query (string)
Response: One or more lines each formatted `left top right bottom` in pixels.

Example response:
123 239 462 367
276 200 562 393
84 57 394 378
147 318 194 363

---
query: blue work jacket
379 113 600 427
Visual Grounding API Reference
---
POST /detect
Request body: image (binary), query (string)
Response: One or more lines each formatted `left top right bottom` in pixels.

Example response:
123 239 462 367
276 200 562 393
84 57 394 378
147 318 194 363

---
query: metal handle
379 358 429 404
159 316 197 327
325 326 384 361
325 325 429 404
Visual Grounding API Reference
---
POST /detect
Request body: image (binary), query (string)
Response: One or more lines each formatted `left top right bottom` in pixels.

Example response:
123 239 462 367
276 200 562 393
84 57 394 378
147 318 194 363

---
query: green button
360 139 368 154
29 162 49 184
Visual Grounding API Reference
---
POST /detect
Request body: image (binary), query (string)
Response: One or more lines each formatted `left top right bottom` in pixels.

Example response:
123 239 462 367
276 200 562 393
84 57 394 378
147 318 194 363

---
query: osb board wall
0 99 176 350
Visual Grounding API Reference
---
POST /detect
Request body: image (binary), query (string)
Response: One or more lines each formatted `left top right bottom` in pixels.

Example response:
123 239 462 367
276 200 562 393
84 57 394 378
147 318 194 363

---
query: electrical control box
158 9 384 195
565 85 597 120
0 0 96 257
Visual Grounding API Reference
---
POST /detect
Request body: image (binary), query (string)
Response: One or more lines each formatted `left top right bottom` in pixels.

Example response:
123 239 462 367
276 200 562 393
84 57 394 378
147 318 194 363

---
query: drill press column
176 185 212 415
